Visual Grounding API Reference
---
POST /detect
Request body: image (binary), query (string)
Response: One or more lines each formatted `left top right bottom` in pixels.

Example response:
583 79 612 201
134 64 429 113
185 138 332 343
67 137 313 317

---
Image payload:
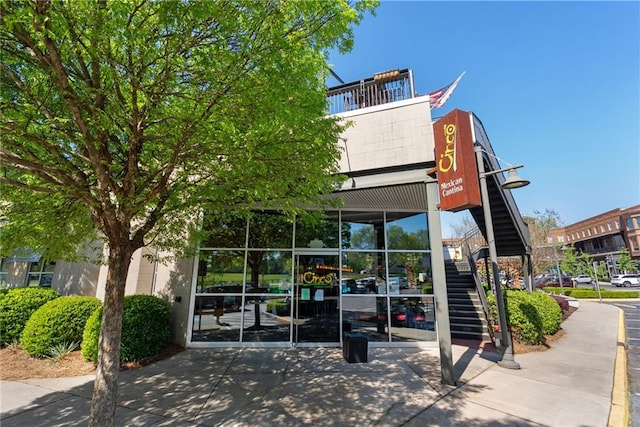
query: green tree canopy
0 1 378 425
526 209 563 274
616 247 638 273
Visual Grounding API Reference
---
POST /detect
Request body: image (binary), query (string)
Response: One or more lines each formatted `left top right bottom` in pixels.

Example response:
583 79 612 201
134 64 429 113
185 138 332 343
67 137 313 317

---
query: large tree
526 209 563 274
0 0 378 425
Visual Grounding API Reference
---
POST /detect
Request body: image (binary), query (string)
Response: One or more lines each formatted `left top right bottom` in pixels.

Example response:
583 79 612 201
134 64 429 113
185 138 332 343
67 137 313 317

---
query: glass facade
189 210 437 346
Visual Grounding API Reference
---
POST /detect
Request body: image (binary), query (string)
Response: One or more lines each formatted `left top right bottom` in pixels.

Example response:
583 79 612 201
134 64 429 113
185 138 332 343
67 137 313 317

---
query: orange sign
433 109 481 212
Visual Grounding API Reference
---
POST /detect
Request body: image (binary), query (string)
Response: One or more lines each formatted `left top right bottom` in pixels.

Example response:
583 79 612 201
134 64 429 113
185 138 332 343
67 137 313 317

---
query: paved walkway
0 301 627 426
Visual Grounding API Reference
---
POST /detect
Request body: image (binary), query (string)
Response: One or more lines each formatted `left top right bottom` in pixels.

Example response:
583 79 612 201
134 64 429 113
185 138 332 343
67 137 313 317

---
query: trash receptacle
343 332 368 363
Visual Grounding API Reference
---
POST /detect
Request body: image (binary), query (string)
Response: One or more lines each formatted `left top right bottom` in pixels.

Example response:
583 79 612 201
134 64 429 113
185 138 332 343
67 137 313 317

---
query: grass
543 287 639 299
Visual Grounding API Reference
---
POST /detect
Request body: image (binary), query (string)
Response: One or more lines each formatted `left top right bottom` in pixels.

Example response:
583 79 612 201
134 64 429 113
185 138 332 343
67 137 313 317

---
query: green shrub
545 287 639 299
82 295 170 363
488 290 562 346
266 299 290 316
21 296 102 357
81 308 102 363
0 287 60 345
527 291 562 335
505 291 545 345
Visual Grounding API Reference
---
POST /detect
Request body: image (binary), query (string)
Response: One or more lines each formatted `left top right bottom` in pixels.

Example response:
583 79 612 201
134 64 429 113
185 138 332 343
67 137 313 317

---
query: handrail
326 69 414 115
461 229 491 332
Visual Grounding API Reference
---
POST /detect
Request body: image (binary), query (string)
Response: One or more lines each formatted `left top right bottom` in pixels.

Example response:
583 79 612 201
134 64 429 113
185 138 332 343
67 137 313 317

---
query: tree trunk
251 262 262 329
88 243 134 427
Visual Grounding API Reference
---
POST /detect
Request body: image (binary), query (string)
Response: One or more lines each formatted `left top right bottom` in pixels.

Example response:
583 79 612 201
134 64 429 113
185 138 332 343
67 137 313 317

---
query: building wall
550 205 640 271
621 207 640 258
151 253 195 348
4 263 28 287
54 261 100 296
335 97 434 174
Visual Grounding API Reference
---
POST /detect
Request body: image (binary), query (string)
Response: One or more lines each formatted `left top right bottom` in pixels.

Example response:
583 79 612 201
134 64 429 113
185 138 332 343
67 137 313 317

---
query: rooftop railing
326 68 415 115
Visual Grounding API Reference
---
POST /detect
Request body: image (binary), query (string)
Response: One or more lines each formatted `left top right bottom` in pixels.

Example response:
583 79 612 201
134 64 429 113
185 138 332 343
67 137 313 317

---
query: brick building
548 205 640 274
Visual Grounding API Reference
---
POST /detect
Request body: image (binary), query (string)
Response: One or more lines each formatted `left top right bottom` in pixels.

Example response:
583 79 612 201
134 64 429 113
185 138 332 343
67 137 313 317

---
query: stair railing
461 228 491 331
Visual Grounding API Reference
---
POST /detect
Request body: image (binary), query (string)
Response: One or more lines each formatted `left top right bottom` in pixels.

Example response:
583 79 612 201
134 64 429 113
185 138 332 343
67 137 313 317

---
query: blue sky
328 1 640 237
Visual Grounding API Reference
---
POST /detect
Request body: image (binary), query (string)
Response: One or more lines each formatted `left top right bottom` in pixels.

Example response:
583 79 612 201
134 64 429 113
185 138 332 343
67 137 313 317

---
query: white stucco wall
335 97 435 174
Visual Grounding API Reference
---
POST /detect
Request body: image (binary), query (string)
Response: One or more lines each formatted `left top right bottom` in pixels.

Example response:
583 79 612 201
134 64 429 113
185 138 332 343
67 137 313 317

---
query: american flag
428 72 465 109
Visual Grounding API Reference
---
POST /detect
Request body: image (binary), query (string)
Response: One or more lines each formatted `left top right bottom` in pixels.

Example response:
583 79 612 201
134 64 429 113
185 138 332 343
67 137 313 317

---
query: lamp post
554 245 565 293
475 146 530 370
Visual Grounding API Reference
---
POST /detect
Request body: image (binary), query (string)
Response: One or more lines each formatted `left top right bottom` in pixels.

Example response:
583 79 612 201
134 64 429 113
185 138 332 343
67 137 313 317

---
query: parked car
572 275 595 286
611 274 640 287
388 276 409 290
341 278 366 294
534 273 573 288
356 277 377 293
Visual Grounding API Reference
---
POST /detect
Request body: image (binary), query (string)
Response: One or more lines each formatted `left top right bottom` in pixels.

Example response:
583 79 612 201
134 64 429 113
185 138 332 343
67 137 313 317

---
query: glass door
293 251 340 344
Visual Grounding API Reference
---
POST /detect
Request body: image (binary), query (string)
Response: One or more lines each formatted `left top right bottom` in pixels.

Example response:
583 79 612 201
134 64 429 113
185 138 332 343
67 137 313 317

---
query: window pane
386 213 429 250
246 250 292 294
241 295 292 342
295 212 340 249
39 274 53 286
241 250 294 342
43 261 56 273
341 296 390 343
388 252 433 294
200 212 248 248
29 261 43 273
248 212 293 248
192 250 245 343
341 211 385 250
196 250 245 292
389 296 437 343
341 251 386 294
27 274 40 286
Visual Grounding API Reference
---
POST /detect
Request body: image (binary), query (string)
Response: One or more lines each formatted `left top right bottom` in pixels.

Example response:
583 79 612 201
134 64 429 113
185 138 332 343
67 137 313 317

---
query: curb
607 307 629 427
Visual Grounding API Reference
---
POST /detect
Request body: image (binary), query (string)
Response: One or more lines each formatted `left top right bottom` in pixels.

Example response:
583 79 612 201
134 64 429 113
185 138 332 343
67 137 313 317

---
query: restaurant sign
433 109 481 212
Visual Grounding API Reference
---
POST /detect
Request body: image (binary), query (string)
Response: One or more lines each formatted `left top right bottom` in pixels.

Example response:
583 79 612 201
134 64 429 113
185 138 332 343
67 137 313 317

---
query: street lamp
475 145 530 370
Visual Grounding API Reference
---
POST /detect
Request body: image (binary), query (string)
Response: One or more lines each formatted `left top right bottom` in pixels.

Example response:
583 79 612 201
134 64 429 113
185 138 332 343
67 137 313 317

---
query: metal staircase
445 260 491 341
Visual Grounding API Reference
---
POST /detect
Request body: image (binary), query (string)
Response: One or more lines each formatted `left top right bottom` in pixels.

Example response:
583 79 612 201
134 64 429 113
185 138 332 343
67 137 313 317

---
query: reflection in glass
295 254 340 342
386 213 429 250
389 296 437 342
245 250 292 338
248 211 293 248
295 212 341 249
387 252 433 294
200 212 248 248
341 211 384 250
193 250 244 342
341 252 386 294
196 250 245 293
341 296 390 342
192 209 438 345
241 295 292 342
191 293 241 342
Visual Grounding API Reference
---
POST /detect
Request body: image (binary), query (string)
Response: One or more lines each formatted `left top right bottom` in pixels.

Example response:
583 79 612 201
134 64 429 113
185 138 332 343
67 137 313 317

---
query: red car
534 274 574 288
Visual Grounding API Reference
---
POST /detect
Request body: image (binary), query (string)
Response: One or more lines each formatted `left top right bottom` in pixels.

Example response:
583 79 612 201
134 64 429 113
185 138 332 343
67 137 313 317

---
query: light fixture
501 168 530 190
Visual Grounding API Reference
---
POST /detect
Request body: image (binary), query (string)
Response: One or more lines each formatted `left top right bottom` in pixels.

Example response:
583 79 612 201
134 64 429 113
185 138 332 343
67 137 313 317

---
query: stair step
450 317 487 326
446 266 491 344
451 330 492 341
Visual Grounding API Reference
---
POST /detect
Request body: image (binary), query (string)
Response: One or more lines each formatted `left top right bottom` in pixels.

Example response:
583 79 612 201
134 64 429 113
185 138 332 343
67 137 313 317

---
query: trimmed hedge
82 294 170 363
488 290 563 346
21 295 102 357
544 287 639 299
0 287 60 345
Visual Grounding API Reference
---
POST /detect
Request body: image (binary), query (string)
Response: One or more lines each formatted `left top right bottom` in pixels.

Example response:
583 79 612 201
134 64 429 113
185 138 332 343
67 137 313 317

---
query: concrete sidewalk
0 301 626 426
